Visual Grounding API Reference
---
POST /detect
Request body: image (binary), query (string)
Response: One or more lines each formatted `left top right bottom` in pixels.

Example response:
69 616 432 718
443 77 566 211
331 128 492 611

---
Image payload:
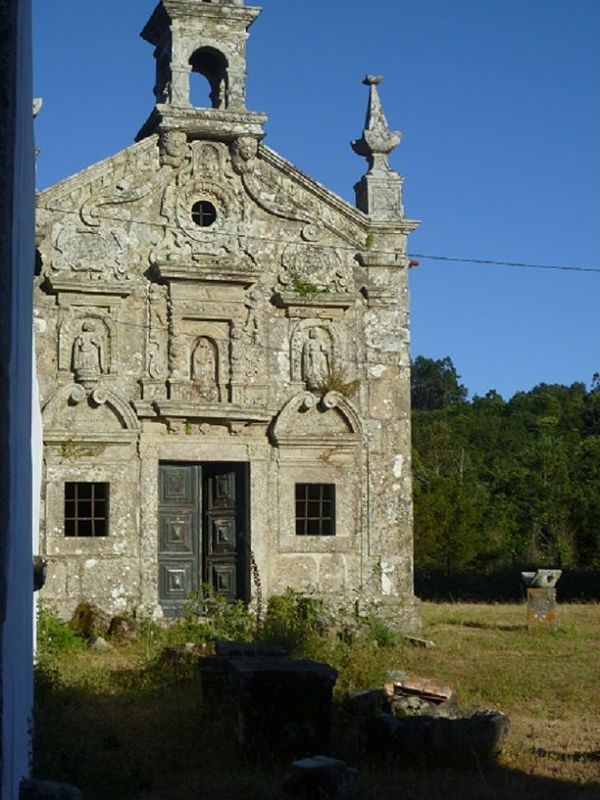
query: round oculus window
191 200 217 228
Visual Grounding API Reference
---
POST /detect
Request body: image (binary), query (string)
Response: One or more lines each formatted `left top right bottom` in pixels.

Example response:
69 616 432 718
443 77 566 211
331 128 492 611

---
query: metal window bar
295 483 335 536
64 482 109 537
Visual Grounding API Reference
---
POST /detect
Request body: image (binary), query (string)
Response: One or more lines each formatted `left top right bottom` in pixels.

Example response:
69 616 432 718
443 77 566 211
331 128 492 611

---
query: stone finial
352 76 404 220
352 75 402 175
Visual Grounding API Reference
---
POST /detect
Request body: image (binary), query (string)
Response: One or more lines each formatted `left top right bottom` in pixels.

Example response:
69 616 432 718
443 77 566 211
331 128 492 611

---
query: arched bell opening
189 47 229 109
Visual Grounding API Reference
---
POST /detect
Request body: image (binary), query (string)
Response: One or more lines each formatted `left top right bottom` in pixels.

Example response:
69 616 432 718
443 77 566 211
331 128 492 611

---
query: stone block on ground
199 655 338 757
369 709 510 765
344 689 386 717
20 779 82 800
107 615 138 642
215 641 288 658
69 602 110 639
527 587 557 630
89 635 113 652
283 755 359 799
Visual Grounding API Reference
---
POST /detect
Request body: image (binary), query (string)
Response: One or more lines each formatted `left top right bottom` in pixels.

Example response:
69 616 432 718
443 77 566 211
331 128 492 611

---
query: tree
411 356 468 410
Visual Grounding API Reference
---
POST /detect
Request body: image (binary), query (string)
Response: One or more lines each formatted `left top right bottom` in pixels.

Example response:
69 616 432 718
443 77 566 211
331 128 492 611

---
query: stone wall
34 2 420 630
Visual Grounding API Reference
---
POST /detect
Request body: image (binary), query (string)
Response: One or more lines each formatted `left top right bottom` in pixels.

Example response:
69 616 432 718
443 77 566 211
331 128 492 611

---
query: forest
411 357 600 575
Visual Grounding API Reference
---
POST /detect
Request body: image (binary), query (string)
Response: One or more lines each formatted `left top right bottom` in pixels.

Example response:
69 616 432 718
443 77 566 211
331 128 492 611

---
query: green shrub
258 588 325 656
181 587 255 643
37 607 85 659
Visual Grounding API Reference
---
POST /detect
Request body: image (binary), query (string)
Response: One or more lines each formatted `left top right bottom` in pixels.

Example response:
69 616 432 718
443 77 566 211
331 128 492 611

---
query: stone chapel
34 0 420 628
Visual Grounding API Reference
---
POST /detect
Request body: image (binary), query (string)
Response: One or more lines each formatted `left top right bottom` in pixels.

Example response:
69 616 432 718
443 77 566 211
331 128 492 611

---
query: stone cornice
136 106 267 142
142 2 261 45
153 260 260 286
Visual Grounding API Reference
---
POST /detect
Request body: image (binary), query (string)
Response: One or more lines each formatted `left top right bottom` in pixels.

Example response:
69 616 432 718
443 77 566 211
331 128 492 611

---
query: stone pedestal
199 655 338 757
527 587 557 630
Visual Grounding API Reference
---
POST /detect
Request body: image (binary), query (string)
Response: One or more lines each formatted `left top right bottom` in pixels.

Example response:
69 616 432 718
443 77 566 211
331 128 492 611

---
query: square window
295 483 336 536
64 482 109 537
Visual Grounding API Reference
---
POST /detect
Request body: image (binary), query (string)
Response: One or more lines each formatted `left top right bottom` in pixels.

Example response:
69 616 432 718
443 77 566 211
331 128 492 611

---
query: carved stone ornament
79 144 173 229
147 284 168 379
72 320 105 387
280 243 351 294
272 390 362 448
290 320 344 387
168 321 189 380
243 289 262 345
190 336 220 402
302 328 331 390
240 159 321 235
41 383 140 433
52 225 130 281
230 136 259 175
159 130 192 170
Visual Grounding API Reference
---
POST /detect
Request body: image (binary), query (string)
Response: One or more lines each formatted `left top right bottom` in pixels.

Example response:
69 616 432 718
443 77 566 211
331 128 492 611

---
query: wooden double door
158 462 249 616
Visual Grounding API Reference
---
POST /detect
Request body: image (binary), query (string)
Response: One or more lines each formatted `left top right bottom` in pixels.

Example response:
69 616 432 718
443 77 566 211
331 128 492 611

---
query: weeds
32 601 600 799
289 272 329 297
314 365 360 398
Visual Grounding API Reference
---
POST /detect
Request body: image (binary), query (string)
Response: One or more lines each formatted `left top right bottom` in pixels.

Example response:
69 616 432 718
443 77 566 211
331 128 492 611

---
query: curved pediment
272 391 362 448
42 384 139 439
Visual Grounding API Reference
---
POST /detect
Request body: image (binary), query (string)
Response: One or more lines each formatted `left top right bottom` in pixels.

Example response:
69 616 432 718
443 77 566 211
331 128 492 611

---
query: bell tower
137 0 267 141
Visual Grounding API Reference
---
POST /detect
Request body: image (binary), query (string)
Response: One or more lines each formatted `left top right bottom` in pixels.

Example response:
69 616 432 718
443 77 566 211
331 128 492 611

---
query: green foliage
413 360 600 572
411 355 468 410
314 365 360 398
181 587 255 643
289 271 329 297
258 588 324 656
37 607 85 660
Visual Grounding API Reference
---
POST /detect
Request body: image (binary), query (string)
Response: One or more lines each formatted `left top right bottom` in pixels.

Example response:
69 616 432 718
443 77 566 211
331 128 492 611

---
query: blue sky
32 0 600 399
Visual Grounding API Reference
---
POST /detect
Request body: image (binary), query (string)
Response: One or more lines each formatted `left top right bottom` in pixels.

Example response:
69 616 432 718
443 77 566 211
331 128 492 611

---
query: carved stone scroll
147 284 168 379
281 243 351 294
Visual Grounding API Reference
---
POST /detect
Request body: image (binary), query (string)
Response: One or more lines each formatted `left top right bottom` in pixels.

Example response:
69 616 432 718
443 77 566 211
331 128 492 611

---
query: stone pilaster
352 76 420 628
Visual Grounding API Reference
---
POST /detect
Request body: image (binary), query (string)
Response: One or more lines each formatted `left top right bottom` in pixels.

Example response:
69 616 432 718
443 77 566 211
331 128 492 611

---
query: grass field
33 602 600 799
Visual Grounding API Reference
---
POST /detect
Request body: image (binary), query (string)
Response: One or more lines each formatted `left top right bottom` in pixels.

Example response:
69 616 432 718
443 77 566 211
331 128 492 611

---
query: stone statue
243 289 261 344
159 130 190 169
302 328 330 390
192 337 219 401
231 136 258 175
168 323 188 379
73 321 103 380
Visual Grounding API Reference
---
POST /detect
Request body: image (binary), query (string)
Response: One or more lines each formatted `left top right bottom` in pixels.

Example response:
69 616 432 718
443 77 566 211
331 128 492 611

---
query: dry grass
33 602 600 799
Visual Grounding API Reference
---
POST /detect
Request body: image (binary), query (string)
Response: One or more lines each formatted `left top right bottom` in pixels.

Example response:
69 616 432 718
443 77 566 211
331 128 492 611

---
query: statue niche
72 321 105 387
191 336 220 402
302 327 332 391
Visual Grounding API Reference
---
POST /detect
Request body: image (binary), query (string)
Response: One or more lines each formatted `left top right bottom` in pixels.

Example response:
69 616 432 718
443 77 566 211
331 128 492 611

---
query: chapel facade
34 0 420 627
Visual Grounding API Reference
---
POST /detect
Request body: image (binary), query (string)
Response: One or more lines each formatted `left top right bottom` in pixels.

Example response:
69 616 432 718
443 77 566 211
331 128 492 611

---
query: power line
409 253 600 274
40 205 600 274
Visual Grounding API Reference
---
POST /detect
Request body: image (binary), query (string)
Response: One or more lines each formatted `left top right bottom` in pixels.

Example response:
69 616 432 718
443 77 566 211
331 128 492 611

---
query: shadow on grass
531 748 600 764
435 619 526 632
33 660 600 800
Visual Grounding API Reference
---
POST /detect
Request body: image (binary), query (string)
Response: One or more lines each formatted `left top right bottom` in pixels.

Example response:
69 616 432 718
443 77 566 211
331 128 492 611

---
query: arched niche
189 47 229 109
58 311 115 375
190 335 221 402
289 320 344 385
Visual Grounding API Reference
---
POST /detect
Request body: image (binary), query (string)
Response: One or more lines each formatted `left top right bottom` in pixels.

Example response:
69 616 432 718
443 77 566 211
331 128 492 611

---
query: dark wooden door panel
158 464 200 616
159 514 194 554
204 463 248 603
159 561 195 603
158 462 249 615
160 466 194 505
